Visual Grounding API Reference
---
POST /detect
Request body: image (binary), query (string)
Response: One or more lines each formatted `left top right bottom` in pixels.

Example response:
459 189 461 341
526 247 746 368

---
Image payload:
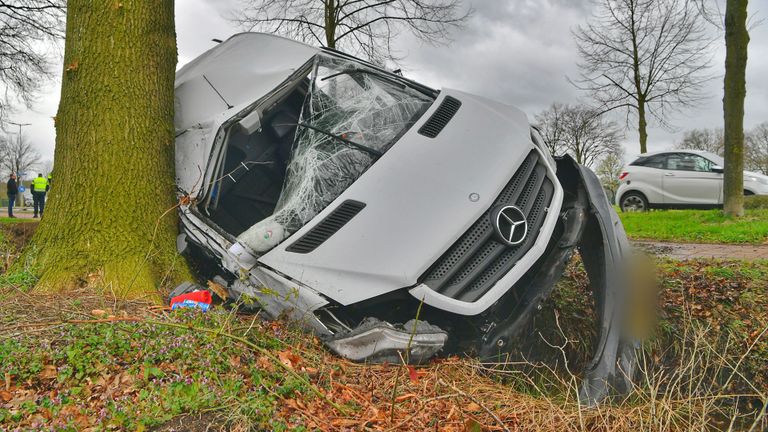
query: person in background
6 173 18 218
32 173 49 218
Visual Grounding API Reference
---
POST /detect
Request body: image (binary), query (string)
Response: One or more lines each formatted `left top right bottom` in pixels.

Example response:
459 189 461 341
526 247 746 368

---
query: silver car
174 33 640 403
616 150 768 212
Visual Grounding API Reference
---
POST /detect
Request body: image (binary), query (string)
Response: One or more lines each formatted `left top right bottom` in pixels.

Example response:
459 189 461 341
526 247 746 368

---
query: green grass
0 217 37 224
618 208 768 244
0 308 312 431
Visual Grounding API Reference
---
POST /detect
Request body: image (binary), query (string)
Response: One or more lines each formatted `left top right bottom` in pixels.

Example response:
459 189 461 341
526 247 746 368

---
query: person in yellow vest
32 173 49 218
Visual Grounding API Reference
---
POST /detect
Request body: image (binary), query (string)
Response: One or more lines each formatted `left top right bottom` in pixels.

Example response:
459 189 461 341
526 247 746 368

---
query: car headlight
750 176 768 186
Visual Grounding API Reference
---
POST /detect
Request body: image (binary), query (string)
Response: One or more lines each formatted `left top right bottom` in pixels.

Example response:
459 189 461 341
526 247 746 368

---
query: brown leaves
278 349 302 370
406 365 425 383
39 364 57 380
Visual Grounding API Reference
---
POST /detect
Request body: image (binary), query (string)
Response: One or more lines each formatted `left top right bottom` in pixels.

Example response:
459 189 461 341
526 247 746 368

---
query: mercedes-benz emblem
492 205 528 246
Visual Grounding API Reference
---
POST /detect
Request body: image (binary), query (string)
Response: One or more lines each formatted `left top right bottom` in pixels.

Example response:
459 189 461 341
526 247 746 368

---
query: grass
618 208 768 244
0 217 36 224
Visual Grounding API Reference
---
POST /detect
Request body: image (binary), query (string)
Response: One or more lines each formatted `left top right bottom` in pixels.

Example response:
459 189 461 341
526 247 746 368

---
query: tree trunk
638 99 648 154
325 0 337 48
29 0 190 300
722 0 749 217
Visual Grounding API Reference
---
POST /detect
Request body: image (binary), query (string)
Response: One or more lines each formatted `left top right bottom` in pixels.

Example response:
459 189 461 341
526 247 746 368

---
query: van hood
259 89 561 306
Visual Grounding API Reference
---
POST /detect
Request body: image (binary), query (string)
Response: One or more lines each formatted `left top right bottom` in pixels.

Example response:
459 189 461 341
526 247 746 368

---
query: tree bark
722 0 749 217
29 0 190 299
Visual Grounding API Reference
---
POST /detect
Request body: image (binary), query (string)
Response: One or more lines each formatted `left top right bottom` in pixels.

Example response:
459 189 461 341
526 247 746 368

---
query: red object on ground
170 290 212 310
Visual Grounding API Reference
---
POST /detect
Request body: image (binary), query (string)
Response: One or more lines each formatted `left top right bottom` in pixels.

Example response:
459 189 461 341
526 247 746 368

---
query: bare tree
229 0 470 64
746 122 768 175
534 102 568 157
0 132 41 178
0 0 66 125
722 0 749 216
675 128 724 155
572 0 713 154
534 103 623 168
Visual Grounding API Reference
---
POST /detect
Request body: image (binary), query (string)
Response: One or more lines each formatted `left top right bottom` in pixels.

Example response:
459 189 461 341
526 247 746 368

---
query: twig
438 378 509 432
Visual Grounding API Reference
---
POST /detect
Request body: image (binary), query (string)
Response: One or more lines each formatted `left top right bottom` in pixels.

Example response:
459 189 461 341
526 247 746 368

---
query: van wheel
620 192 648 212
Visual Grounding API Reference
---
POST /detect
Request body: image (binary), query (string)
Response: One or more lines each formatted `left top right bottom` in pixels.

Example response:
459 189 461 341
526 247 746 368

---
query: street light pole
7 121 32 208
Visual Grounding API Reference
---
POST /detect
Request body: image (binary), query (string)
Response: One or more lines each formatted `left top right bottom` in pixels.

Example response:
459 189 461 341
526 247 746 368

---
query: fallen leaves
38 364 57 380
278 349 302 370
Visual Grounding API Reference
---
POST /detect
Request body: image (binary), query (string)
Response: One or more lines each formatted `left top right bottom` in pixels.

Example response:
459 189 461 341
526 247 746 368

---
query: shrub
744 194 768 209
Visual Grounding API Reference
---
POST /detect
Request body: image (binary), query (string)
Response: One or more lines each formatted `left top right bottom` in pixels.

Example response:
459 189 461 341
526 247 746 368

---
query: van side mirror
711 165 724 173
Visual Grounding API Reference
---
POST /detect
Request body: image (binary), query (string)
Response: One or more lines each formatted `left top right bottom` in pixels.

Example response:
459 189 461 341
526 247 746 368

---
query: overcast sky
9 0 768 170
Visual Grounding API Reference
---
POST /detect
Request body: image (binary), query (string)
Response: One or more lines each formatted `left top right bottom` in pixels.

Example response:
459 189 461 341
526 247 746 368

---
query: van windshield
234 54 435 252
301 54 435 155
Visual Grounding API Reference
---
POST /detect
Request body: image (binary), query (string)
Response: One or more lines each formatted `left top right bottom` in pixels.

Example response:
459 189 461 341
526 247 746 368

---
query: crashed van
174 33 639 403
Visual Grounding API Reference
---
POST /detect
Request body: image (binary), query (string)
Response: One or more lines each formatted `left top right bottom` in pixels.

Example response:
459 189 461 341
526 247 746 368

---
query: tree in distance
535 102 623 169
572 0 713 154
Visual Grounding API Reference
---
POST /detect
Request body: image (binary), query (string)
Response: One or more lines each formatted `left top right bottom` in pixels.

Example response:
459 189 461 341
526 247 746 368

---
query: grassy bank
618 208 768 244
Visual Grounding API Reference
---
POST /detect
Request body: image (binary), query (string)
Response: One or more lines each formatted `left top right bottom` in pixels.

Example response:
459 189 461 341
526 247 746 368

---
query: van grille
420 151 554 302
286 200 366 253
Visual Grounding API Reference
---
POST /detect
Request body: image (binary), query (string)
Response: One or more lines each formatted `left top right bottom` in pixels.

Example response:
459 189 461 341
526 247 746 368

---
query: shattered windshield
269 54 434 235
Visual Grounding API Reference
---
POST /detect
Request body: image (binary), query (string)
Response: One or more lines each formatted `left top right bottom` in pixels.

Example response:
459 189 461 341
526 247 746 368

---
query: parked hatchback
616 150 768 211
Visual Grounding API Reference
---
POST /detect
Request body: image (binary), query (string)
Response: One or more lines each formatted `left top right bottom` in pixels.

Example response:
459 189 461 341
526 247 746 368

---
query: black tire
620 192 649 212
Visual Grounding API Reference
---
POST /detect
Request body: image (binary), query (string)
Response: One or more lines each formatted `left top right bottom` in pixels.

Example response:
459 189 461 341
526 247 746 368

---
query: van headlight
754 177 768 186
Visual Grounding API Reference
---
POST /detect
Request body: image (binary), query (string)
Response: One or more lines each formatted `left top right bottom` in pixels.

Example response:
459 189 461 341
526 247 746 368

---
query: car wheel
620 192 648 212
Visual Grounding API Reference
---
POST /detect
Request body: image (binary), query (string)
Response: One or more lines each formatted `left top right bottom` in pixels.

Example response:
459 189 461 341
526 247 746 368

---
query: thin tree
572 0 713 154
722 0 749 216
0 0 65 125
28 1 190 298
534 103 623 168
229 0 470 64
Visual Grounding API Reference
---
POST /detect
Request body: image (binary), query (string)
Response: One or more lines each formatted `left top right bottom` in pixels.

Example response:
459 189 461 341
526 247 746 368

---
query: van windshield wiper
296 122 383 157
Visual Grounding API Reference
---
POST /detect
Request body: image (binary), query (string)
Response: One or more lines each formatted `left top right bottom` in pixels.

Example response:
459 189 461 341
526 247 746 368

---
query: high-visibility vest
32 177 48 192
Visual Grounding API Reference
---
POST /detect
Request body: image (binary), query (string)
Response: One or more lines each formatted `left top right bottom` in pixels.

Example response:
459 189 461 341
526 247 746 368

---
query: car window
665 153 714 172
631 154 666 169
